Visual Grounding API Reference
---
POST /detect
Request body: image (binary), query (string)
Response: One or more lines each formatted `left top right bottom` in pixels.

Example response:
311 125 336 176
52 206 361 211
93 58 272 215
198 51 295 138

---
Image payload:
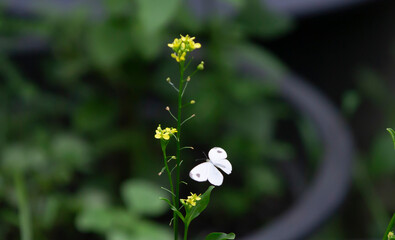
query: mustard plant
155 35 235 240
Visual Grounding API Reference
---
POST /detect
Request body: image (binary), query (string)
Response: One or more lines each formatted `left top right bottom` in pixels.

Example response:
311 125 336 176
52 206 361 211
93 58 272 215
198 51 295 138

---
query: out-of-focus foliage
11 0 395 239
76 179 172 240
0 1 298 238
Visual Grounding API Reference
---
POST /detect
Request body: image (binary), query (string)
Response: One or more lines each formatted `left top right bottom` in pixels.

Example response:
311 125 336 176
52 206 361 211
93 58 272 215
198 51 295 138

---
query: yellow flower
168 34 201 62
181 192 201 207
154 125 177 140
389 232 395 240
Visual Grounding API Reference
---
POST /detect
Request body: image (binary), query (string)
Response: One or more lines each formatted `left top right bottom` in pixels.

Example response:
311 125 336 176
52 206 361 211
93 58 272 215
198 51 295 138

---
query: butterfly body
189 147 232 186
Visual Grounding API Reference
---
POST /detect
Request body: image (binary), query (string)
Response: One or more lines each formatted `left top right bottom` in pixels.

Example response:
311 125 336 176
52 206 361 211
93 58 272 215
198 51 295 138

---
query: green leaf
1 144 46 173
387 128 395 149
121 179 167 217
159 197 185 222
77 187 110 210
76 207 136 233
134 221 173 240
205 232 236 240
51 134 91 170
383 213 395 240
86 21 133 68
136 0 180 35
107 221 173 240
107 230 132 240
184 186 214 226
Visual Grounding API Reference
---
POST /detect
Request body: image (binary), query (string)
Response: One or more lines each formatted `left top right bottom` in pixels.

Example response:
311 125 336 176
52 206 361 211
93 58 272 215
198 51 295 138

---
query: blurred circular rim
234 46 354 240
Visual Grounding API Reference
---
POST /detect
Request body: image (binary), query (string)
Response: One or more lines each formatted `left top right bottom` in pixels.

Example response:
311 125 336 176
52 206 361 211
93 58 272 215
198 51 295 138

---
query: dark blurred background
0 0 394 239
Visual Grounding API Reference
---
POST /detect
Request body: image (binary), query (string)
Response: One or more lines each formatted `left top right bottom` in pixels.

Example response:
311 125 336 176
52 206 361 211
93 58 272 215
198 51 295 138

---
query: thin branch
171 160 183 174
161 187 176 197
180 146 194 150
181 114 195 126
158 166 166 176
166 106 178 121
181 77 190 98
166 78 179 92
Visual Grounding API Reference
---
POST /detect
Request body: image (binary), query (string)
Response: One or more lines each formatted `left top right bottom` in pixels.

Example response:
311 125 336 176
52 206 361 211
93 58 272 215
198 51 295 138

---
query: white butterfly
189 147 232 186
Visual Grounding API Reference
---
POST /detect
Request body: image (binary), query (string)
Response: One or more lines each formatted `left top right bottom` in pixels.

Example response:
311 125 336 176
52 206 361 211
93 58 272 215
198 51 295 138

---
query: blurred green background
0 0 395 239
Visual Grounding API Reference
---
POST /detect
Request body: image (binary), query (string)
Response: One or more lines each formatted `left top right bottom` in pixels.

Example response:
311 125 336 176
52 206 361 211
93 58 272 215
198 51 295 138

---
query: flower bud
197 61 204 70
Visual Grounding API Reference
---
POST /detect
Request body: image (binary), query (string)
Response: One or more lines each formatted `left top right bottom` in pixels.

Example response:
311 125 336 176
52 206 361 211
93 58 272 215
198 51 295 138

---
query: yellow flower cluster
154 125 177 140
180 193 201 207
168 35 201 62
389 232 395 240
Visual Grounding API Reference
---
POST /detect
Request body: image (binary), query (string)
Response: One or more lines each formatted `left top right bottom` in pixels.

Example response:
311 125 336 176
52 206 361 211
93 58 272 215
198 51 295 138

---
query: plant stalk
174 61 185 240
161 145 175 200
161 142 176 226
14 171 32 240
184 223 189 240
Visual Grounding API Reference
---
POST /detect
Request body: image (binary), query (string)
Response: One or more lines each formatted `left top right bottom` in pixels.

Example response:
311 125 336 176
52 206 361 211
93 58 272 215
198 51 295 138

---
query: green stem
174 61 185 240
184 223 189 240
14 171 32 240
161 142 176 226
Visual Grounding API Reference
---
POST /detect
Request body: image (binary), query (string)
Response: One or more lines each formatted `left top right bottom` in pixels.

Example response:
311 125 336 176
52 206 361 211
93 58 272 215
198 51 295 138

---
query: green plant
76 179 173 240
155 35 235 240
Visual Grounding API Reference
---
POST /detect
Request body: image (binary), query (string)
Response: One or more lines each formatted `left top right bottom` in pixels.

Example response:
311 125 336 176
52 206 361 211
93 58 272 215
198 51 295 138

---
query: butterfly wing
208 163 224 186
208 147 227 161
189 162 211 182
212 159 232 175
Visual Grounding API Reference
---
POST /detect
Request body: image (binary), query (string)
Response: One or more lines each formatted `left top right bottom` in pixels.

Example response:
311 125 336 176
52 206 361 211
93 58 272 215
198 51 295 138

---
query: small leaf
121 179 167 217
160 187 175 197
387 128 395 149
184 186 214 226
205 232 236 240
159 197 184 222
